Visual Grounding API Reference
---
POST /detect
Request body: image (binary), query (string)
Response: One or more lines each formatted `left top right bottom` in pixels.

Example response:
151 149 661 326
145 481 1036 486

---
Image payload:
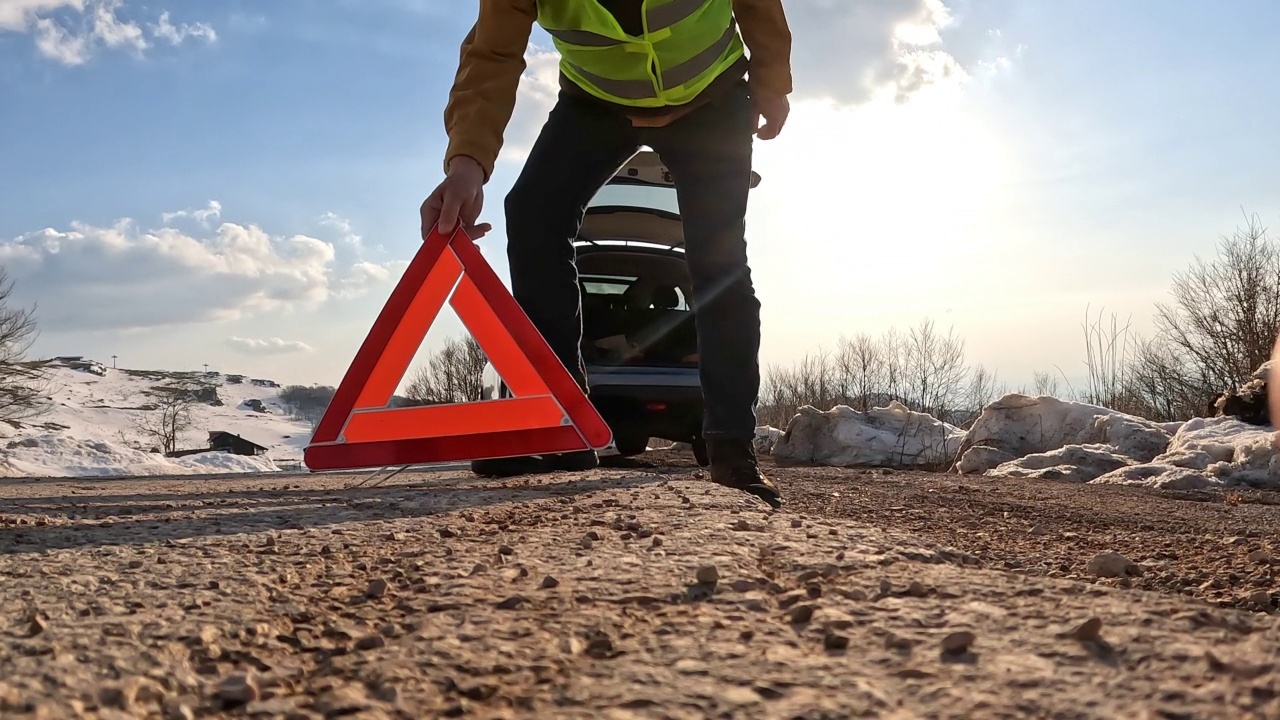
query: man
419 0 792 509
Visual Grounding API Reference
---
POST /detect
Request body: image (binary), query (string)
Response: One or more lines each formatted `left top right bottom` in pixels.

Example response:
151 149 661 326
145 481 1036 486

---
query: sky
2 0 1279 393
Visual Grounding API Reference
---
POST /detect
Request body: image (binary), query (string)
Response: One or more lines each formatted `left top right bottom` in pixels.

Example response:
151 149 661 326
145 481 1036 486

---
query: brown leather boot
706 437 782 509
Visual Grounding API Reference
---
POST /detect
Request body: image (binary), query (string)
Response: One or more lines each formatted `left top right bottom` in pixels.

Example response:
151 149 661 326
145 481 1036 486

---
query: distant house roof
207 431 268 451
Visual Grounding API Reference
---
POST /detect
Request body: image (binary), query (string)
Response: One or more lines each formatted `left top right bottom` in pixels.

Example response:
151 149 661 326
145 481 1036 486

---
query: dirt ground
2 451 1280 719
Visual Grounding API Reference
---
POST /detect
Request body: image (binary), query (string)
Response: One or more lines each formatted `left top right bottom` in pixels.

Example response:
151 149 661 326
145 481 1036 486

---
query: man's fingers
438 192 462 233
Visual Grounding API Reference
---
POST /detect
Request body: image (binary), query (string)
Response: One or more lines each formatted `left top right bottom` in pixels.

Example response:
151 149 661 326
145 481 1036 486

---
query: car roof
576 151 761 252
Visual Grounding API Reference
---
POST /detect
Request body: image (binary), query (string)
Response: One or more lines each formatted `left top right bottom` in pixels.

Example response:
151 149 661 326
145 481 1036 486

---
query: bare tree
902 318 969 419
0 269 52 423
1032 370 1061 397
959 364 1005 426
133 381 200 454
833 333 885 411
1151 213 1280 398
405 335 488 405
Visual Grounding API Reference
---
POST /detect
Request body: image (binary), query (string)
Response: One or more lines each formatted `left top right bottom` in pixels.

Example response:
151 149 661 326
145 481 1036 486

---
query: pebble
791 519 803 528
1247 590 1272 606
580 535 595 550
907 581 928 597
355 635 386 651
541 575 560 589
164 701 196 720
127 559 144 569
789 604 816 624
1247 550 1273 565
1028 524 1051 536
651 536 664 548
1069 617 1104 642
498 545 515 556
496 595 527 610
823 632 850 651
1087 552 1140 578
941 631 975 654
695 565 720 584
216 673 259 707
365 578 389 599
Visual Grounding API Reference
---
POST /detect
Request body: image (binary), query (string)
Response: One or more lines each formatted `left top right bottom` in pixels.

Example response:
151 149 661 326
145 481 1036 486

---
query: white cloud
150 11 215 45
0 206 405 332
161 200 222 226
225 336 314 356
498 43 563 163
1 0 214 65
317 211 375 252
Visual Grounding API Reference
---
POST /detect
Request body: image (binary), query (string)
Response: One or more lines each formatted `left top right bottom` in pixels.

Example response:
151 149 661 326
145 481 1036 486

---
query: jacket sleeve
442 0 538 181
732 0 793 96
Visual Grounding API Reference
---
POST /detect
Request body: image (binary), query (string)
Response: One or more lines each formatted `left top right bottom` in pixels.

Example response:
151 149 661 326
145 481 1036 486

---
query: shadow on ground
0 471 670 555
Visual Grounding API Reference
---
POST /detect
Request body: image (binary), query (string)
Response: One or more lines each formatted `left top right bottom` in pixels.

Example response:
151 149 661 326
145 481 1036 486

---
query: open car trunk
576 245 698 369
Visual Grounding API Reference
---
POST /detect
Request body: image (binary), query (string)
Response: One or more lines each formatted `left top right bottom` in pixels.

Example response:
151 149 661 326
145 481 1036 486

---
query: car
480 150 761 465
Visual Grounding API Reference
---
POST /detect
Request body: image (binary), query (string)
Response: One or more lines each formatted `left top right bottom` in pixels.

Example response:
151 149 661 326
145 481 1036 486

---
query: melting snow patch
955 394 1171 479
0 435 279 478
773 402 966 468
1091 417 1279 490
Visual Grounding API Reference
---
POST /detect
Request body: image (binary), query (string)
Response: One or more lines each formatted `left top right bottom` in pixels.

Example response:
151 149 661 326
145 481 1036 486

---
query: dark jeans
504 79 761 441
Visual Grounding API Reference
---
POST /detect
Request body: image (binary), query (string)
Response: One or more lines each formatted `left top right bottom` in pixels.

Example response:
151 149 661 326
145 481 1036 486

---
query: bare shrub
405 335 488 405
133 381 200 453
902 319 969 420
0 269 52 423
833 333 885 412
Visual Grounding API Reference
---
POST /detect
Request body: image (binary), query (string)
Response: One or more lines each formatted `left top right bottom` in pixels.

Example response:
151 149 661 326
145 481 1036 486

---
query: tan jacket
443 0 793 180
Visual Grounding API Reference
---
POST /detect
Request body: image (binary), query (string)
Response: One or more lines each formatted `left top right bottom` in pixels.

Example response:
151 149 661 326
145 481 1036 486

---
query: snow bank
955 394 1171 480
0 435 280 478
773 402 966 468
1091 417 1279 490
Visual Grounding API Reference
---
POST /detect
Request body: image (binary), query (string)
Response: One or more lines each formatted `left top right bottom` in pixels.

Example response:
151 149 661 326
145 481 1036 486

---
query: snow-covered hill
0 358 317 478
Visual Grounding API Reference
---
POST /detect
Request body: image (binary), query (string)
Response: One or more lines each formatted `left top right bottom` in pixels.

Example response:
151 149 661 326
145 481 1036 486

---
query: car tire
692 438 710 467
614 432 650 457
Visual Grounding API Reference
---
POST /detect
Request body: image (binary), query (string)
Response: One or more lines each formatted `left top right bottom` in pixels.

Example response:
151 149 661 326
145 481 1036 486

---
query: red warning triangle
304 223 614 471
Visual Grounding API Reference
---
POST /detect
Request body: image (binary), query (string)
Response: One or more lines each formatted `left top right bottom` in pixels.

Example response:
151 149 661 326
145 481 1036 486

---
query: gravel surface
2 455 1279 719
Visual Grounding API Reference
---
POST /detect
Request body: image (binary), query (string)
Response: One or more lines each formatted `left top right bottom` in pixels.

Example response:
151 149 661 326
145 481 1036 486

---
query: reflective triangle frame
304 223 614 471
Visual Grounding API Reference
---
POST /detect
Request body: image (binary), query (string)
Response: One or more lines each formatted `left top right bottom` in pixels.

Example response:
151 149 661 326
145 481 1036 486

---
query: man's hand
751 87 790 140
420 156 493 241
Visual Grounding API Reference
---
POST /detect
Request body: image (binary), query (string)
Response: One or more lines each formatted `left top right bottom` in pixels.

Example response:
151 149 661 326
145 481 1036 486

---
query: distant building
250 378 280 388
207 431 269 456
226 375 246 384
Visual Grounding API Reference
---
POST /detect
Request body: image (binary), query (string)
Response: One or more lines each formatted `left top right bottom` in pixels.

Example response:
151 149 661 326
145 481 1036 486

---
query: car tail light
645 402 668 412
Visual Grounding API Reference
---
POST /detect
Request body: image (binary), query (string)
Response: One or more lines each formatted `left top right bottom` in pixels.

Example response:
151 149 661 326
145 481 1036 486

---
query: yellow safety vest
536 0 746 108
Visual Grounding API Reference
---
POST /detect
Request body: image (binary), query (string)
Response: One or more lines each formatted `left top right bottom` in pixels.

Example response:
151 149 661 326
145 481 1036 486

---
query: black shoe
470 449 599 478
706 437 782 509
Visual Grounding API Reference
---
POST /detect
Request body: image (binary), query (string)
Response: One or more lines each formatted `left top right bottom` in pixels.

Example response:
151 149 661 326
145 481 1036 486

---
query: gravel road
2 454 1279 719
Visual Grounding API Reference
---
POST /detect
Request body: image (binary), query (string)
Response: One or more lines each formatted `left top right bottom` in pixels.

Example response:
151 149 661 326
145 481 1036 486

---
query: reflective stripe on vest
544 0 713 45
557 20 740 102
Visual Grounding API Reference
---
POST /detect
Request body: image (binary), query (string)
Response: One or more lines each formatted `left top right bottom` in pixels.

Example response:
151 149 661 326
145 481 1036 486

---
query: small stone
941 631 975 654
365 578 389 599
541 575 560 589
791 519 803 528
907 581 928 597
580 535 594 550
789 604 816 624
1247 590 1272 606
498 545 515 556
878 579 893 594
1247 550 1273 564
652 536 664 548
127 559 145 569
1028 524 1051 536
695 565 720 584
1087 552 1140 578
585 530 602 541
637 528 654 539
470 563 489 576
828 528 839 536
496 595 527 610
585 636 614 659
164 701 196 720
438 527 457 538
823 632 849 651
355 635 386 651
217 673 260 707
26 613 47 636
1069 617 1103 642
843 588 869 602
384 531 404 541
